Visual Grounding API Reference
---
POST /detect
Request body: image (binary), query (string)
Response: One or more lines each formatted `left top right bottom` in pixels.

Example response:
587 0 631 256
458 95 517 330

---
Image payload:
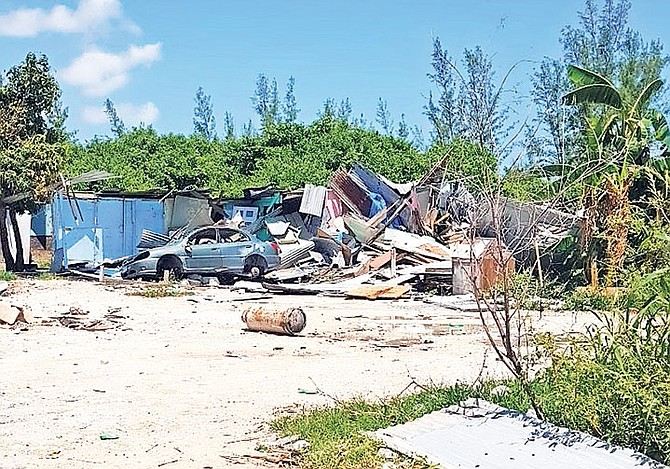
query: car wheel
157 256 183 281
245 256 268 279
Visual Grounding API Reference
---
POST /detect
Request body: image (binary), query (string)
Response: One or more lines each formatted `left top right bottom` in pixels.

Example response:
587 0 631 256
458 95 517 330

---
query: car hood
123 245 183 265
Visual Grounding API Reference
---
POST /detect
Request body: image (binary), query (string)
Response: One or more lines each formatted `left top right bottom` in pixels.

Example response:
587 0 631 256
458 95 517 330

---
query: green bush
562 288 621 311
535 271 670 464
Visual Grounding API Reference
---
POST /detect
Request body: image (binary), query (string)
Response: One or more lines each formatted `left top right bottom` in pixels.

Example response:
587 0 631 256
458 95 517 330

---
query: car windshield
165 226 211 245
219 229 249 243
187 228 217 245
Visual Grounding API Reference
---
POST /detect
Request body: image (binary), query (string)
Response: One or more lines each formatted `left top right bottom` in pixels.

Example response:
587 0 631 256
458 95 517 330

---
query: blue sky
0 0 667 142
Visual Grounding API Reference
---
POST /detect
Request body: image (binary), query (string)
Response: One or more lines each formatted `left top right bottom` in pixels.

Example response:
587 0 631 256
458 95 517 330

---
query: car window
188 228 218 245
218 228 249 243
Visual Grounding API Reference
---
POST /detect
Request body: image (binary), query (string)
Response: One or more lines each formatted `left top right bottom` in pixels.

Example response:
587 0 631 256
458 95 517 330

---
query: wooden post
534 238 544 289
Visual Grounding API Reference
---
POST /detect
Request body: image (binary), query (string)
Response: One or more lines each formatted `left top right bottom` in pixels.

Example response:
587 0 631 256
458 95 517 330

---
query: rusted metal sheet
452 243 514 295
329 170 370 215
242 307 306 335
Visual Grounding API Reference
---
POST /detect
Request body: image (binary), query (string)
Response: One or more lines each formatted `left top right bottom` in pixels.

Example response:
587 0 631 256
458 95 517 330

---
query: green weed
36 272 58 280
271 382 530 469
126 283 194 298
0 270 17 281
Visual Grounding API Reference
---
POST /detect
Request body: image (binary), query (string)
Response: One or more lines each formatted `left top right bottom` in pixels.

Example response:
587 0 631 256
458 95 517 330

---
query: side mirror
185 245 192 254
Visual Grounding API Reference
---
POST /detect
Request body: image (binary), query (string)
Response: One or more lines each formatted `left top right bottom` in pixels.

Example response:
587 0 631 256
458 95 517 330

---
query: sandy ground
0 279 586 469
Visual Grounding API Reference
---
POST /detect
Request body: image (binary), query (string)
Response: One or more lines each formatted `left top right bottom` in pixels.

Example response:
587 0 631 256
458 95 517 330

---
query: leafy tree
397 113 409 140
252 74 279 127
319 98 336 119
223 111 235 140
426 138 498 189
562 65 670 285
337 98 352 121
67 128 208 192
242 119 255 137
530 0 668 164
104 98 125 138
0 53 66 271
411 125 425 150
529 58 579 164
193 86 217 140
426 38 459 144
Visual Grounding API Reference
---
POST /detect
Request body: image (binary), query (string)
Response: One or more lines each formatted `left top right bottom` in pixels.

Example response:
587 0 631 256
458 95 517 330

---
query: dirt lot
0 279 585 468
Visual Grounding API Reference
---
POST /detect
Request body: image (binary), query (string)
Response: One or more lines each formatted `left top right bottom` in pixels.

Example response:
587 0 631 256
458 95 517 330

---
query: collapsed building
12 158 579 297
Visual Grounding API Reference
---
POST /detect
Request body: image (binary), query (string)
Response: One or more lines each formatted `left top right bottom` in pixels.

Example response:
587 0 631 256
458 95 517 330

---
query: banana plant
562 65 670 286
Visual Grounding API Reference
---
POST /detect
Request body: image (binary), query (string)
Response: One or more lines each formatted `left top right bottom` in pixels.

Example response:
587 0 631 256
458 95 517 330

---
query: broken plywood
0 303 33 325
374 398 664 469
345 284 410 300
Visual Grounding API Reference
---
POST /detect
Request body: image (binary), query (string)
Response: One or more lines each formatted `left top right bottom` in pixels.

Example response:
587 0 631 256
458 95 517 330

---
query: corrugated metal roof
299 184 328 217
373 398 666 469
137 229 170 249
329 170 370 215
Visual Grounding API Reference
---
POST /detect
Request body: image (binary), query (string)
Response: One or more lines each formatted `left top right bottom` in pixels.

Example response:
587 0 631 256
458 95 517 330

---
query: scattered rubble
61 159 578 303
0 303 32 325
49 306 128 331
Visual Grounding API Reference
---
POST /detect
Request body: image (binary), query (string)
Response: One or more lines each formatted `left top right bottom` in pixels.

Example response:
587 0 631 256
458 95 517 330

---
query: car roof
192 225 254 236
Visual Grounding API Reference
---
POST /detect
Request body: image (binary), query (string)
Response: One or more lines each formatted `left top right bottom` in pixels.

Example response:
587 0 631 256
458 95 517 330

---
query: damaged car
120 226 281 280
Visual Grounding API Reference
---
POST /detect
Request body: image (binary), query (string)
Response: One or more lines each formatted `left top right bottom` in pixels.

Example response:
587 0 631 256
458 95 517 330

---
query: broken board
345 284 410 300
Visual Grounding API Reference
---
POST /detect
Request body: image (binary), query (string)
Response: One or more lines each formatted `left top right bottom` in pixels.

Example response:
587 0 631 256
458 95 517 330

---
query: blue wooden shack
51 192 166 270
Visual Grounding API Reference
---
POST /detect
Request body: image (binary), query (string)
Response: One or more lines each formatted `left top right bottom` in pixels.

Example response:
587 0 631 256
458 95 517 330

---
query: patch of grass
126 283 194 298
35 259 52 270
274 364 670 467
36 272 58 280
562 287 622 311
271 382 529 469
0 270 17 281
530 336 670 464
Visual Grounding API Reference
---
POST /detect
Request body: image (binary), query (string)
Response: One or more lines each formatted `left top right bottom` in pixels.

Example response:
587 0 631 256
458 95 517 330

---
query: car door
217 228 254 273
184 228 222 272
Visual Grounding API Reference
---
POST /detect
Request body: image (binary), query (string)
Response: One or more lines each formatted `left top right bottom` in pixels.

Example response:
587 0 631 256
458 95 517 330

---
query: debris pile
223 161 541 299
60 157 578 299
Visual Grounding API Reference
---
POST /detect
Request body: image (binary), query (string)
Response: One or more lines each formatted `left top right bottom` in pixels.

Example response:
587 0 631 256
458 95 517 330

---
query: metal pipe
241 307 306 335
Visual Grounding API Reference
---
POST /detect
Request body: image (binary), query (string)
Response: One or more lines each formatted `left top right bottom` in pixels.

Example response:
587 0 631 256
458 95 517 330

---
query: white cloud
83 101 159 127
0 0 123 37
82 105 108 125
117 102 159 126
61 43 162 96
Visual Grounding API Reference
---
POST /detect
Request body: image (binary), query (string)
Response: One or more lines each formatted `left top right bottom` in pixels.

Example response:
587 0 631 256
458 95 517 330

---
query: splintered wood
345 284 411 300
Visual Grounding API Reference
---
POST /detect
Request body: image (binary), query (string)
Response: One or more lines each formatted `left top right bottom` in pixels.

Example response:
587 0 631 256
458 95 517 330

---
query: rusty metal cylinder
242 307 306 335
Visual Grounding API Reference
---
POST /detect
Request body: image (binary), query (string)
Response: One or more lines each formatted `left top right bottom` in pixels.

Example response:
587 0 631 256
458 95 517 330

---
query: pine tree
193 86 216 140
104 98 125 137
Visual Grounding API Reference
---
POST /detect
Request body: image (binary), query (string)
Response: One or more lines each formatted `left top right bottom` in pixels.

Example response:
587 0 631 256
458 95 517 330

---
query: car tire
157 256 183 281
245 256 268 279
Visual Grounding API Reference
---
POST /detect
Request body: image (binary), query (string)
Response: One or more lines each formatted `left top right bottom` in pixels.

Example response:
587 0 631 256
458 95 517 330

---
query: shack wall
51 193 165 270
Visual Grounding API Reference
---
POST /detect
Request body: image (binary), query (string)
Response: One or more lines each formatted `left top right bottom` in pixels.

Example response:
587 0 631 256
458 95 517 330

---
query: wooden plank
369 250 393 270
0 303 20 325
345 284 411 300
